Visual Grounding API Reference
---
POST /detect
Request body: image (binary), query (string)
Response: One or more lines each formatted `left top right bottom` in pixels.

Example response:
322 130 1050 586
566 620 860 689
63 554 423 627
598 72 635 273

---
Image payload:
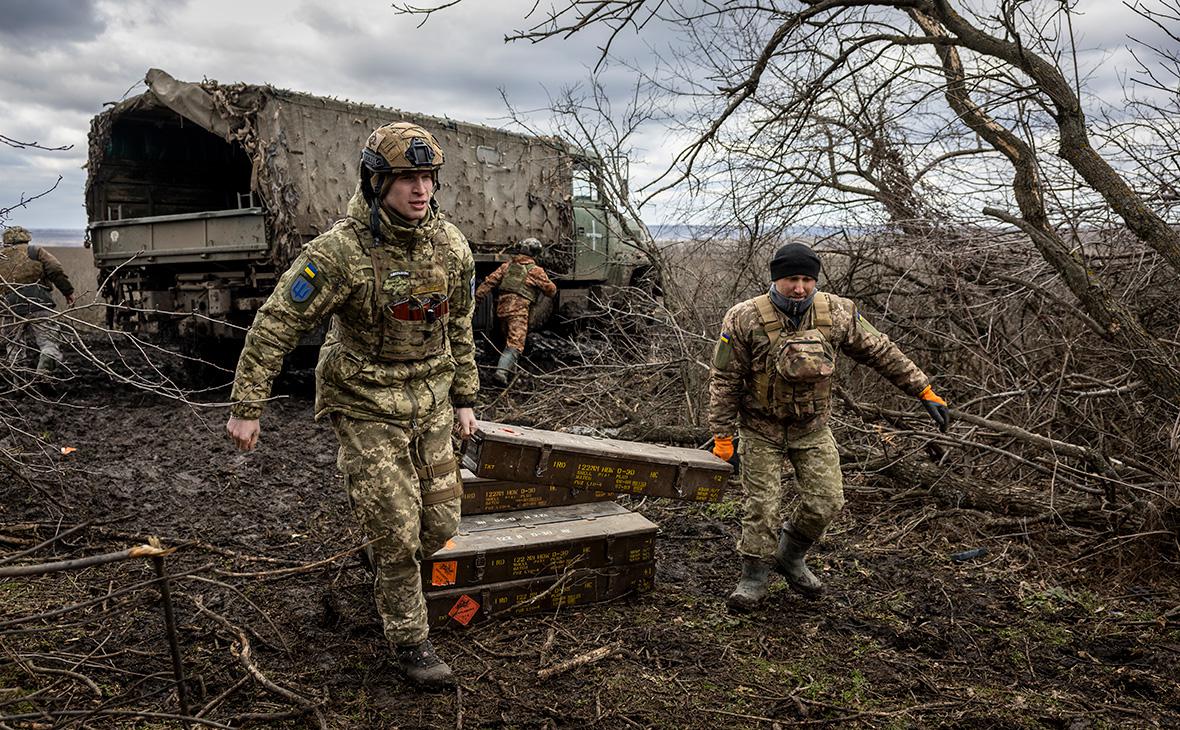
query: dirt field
2 367 1178 729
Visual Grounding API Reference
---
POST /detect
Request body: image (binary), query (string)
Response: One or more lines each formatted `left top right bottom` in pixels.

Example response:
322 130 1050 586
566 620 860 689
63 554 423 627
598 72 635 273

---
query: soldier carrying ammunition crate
475 237 557 385
709 243 951 612
225 122 478 690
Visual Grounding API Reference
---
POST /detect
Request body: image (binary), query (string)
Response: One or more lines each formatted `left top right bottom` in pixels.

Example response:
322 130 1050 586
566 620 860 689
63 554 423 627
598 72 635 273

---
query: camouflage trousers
331 406 462 646
736 425 844 559
496 294 531 351
2 309 62 375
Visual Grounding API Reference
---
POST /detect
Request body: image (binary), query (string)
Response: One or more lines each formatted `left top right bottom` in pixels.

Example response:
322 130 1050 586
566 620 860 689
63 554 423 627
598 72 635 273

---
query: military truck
85 69 654 341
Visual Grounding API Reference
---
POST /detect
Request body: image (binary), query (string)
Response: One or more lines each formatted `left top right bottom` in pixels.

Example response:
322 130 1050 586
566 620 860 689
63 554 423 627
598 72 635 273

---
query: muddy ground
2 364 1179 729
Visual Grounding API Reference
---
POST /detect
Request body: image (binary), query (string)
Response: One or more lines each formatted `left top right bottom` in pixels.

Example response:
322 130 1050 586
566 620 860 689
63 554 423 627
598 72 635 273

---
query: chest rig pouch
499 262 538 302
367 230 451 362
752 293 835 419
0 244 50 315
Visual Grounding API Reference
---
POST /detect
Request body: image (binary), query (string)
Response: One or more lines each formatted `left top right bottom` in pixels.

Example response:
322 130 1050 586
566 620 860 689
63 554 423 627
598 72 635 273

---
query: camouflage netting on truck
86 69 573 266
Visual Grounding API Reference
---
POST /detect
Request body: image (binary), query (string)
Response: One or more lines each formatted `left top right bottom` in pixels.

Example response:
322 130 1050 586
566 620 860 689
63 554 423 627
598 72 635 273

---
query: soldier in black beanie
707 241 951 612
769 242 821 281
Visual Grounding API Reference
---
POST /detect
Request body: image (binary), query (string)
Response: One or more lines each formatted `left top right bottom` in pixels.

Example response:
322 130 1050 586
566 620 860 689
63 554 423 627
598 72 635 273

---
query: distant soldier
225 122 478 689
474 237 557 385
0 226 76 376
709 243 950 612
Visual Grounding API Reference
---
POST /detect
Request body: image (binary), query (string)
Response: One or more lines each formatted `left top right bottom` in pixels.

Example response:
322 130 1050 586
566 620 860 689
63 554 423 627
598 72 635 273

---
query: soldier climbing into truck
475 237 557 385
1 225 77 379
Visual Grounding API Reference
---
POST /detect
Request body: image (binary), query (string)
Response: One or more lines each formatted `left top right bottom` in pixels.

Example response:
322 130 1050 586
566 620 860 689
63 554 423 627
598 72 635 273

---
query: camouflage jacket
475 255 557 304
0 243 74 311
708 291 929 440
230 190 478 424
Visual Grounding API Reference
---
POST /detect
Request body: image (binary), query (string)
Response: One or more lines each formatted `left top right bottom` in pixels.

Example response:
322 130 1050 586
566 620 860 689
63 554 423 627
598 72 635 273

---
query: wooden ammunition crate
462 421 732 503
427 563 655 629
423 501 657 590
460 469 615 515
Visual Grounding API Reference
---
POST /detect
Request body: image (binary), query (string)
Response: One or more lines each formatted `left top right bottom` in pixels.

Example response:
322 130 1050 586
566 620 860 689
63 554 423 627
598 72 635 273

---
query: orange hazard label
448 594 480 626
431 560 458 587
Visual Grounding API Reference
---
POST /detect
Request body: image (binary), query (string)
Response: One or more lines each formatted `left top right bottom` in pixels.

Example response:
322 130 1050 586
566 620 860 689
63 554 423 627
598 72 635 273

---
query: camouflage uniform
709 291 929 557
0 227 74 374
230 190 477 647
475 255 557 351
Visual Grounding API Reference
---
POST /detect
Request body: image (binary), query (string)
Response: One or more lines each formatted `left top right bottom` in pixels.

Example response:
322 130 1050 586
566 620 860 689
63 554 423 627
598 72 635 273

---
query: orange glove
919 385 950 432
712 435 734 462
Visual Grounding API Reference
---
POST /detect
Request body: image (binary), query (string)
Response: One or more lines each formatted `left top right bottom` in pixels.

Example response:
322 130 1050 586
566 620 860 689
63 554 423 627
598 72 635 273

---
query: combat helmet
360 122 445 240
515 237 543 257
2 226 32 246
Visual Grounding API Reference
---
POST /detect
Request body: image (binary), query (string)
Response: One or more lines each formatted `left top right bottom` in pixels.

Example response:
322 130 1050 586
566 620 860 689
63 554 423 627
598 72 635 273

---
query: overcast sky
0 0 1173 231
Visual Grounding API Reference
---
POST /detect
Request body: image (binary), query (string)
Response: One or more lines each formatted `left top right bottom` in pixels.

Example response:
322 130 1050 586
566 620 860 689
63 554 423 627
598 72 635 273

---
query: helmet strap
369 198 384 245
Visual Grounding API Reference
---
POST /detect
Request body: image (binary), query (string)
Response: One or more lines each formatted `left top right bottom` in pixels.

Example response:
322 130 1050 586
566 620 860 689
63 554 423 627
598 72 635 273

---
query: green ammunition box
427 562 656 629
422 501 657 590
462 420 732 503
460 469 615 515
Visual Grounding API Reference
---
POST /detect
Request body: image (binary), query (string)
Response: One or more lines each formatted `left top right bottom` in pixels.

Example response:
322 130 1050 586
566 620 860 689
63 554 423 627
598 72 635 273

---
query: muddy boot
395 639 455 689
35 353 57 377
726 557 771 613
773 524 823 598
33 354 61 398
492 348 519 386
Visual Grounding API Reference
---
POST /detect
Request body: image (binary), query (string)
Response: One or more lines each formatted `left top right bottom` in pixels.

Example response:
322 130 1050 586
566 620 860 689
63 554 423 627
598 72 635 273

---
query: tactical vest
751 293 836 419
0 244 53 315
498 262 539 303
337 223 452 363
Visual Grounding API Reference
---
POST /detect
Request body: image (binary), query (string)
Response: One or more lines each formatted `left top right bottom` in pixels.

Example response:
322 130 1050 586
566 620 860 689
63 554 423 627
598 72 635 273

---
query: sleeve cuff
230 402 264 420
451 394 478 408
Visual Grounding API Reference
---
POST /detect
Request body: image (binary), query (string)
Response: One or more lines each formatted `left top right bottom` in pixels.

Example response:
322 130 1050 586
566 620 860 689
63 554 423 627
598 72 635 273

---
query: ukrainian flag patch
856 312 882 336
713 331 733 369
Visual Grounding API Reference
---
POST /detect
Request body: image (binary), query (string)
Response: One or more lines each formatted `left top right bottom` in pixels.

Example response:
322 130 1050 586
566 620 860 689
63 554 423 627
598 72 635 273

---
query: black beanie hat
769 243 821 280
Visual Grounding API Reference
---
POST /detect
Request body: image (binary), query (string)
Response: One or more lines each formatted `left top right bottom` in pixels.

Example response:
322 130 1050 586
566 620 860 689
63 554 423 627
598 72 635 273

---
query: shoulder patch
288 260 323 309
713 332 733 370
856 312 883 337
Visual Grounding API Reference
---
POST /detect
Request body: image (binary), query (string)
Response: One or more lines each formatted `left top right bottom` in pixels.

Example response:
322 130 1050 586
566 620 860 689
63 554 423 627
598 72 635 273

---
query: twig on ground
537 642 622 680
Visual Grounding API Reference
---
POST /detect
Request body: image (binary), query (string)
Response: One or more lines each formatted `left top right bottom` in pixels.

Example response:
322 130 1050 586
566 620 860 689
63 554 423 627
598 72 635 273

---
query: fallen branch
212 539 375 579
537 642 622 680
0 544 174 578
0 564 213 631
191 599 327 730
0 522 91 567
0 709 232 729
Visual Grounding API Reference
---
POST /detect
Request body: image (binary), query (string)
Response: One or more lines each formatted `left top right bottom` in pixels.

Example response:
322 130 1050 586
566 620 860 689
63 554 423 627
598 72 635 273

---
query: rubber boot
395 639 455 689
33 352 61 398
492 348 519 386
35 351 58 377
726 556 771 613
773 524 824 598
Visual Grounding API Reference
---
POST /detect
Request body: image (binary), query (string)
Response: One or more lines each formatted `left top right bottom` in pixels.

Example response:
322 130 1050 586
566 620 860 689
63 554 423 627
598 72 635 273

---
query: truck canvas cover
426 563 656 629
460 469 616 515
423 502 656 590
462 421 732 503
86 68 573 266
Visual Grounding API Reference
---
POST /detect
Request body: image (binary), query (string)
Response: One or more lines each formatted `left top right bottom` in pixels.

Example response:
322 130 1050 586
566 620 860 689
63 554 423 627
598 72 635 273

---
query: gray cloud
0 0 106 45
0 0 1171 229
